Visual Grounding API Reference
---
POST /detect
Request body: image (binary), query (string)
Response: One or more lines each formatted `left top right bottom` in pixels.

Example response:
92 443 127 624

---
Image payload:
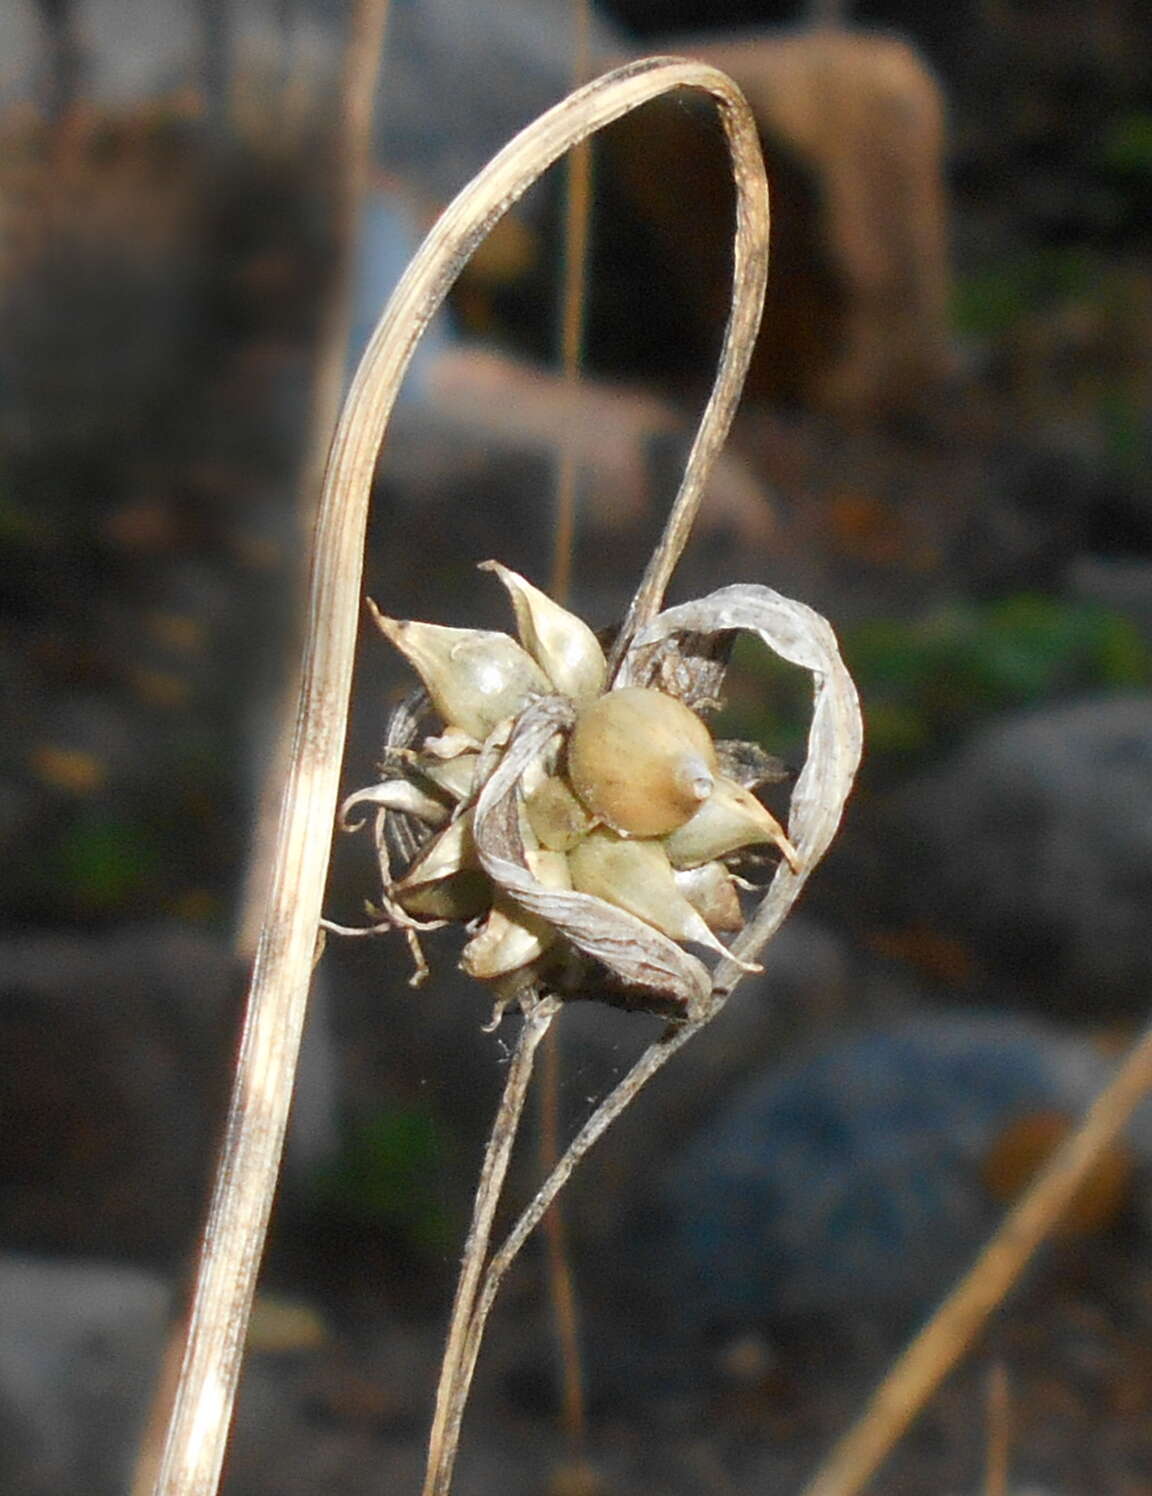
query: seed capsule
567 827 733 959
417 750 480 803
481 560 607 699
398 870 490 921
664 774 800 872
566 686 717 837
369 601 550 739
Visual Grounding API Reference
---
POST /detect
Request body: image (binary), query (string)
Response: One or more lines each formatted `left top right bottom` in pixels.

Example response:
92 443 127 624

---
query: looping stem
153 56 769 1496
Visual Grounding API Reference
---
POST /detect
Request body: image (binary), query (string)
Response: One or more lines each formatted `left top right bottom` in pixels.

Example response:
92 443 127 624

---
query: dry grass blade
152 55 773 1496
800 1013 1152 1496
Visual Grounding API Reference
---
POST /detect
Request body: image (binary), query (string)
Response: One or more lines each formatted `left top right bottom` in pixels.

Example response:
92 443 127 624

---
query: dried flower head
340 561 860 1023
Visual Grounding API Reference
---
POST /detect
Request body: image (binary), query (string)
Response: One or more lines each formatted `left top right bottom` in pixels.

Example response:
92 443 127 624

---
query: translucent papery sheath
619 583 863 985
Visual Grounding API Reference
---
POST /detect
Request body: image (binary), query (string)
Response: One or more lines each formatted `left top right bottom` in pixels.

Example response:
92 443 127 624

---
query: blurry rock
890 693 1152 1016
0 925 235 1260
0 1254 169 1495
613 26 952 416
0 924 341 1261
374 0 621 201
1071 557 1152 649
656 1011 1148 1330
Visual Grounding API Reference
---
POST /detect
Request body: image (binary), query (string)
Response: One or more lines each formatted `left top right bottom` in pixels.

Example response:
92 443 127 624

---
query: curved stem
152 56 769 1496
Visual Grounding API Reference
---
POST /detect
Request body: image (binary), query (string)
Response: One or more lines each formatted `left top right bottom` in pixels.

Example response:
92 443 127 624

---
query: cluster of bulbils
340 561 800 1019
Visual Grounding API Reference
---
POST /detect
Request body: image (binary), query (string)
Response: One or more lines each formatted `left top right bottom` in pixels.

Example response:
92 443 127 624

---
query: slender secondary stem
540 0 595 1465
151 57 770 1496
422 997 560 1496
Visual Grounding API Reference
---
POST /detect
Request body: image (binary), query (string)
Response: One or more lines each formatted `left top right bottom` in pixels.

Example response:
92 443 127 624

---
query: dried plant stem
800 1014 1152 1496
539 0 595 1465
537 1030 589 1459
984 1362 1011 1496
138 9 391 1492
548 0 593 608
423 997 561 1496
153 57 770 1496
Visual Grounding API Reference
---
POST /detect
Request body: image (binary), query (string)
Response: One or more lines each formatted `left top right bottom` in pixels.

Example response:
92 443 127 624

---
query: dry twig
800 1015 1152 1496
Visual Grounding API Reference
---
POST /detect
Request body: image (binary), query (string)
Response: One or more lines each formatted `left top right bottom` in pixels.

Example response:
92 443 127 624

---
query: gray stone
657 1010 1151 1328
0 1255 169 1495
891 692 1152 1015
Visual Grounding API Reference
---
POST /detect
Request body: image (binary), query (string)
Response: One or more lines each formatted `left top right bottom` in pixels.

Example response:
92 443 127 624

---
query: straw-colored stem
152 57 769 1496
984 1362 1011 1496
540 0 594 1465
800 1013 1152 1496
422 997 560 1496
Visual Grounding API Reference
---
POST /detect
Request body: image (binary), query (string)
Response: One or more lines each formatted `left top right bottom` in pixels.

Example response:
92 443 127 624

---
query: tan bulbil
568 827 732 958
460 848 571 979
418 750 480 803
481 560 607 699
524 774 593 852
395 809 476 892
674 861 744 933
567 686 716 837
665 774 800 872
368 603 550 739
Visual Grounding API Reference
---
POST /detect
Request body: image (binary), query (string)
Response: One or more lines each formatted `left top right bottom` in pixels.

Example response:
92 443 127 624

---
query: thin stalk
152 58 770 1496
422 997 561 1496
537 1030 588 1460
539 0 594 1466
800 1013 1152 1496
984 1362 1011 1496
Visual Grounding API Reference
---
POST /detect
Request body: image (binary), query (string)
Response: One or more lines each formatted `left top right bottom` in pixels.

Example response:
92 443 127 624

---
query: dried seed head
481 560 607 699
369 602 550 739
566 686 717 837
664 774 800 872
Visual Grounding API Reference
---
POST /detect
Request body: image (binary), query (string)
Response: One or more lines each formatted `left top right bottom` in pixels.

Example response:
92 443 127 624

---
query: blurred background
2 1 1152 1492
